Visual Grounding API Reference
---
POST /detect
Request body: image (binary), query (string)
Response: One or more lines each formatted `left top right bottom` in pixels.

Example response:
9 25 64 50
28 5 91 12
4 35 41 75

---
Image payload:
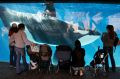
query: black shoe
24 68 29 72
112 69 116 72
16 72 22 75
105 69 109 72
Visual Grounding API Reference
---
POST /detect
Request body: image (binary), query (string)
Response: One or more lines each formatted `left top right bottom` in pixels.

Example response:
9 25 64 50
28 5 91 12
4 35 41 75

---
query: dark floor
0 62 120 79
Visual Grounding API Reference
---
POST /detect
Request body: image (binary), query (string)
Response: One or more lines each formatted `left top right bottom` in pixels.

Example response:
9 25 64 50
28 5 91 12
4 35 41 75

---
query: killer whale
0 6 100 46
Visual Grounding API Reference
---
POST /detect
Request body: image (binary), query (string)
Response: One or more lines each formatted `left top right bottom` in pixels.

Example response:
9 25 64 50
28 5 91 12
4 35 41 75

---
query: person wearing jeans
15 47 28 73
103 47 115 72
9 46 16 67
101 25 118 72
13 23 34 74
9 23 17 67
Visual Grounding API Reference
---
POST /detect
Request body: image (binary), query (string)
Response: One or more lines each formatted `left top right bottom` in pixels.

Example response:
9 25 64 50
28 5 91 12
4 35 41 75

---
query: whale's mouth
74 30 89 34
73 29 100 46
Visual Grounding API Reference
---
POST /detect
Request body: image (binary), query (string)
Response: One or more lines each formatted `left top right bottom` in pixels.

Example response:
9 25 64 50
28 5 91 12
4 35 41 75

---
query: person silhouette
72 40 85 76
44 1 56 17
101 25 118 72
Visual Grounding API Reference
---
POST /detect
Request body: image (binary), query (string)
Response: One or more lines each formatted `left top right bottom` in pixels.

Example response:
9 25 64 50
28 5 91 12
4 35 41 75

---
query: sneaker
16 70 24 75
105 69 109 72
74 71 78 75
16 72 22 75
79 71 84 77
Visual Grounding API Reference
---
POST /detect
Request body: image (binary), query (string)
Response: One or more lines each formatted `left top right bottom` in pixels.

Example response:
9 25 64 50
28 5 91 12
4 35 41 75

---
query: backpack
114 36 119 47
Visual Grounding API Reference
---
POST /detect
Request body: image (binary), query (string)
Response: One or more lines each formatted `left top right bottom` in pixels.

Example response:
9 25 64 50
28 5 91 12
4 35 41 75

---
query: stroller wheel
93 73 97 77
102 72 108 77
85 65 91 71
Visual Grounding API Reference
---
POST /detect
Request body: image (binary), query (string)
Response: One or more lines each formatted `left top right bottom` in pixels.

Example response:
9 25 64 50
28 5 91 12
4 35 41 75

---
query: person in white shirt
8 23 17 68
13 23 34 74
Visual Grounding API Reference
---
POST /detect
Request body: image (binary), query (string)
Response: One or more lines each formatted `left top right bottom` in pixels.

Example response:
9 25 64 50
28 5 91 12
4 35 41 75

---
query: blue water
0 3 120 66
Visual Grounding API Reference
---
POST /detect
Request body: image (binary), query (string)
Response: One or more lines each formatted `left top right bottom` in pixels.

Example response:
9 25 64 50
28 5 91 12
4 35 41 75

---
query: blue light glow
0 3 120 66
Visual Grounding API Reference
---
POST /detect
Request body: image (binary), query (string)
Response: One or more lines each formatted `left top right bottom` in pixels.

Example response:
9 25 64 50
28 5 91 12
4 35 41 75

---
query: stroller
90 46 108 76
26 45 40 70
27 44 52 72
55 45 72 73
38 44 52 72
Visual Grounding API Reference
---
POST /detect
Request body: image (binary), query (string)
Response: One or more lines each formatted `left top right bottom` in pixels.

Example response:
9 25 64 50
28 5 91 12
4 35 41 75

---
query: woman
101 25 118 72
13 23 34 74
8 23 17 68
72 40 85 76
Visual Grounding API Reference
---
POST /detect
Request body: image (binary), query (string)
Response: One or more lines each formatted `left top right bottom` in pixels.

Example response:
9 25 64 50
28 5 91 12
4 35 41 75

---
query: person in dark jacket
101 25 119 72
72 40 85 76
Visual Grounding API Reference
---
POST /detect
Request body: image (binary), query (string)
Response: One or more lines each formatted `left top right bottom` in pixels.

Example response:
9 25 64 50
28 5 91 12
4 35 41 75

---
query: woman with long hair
8 23 17 68
13 23 34 74
72 40 85 76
